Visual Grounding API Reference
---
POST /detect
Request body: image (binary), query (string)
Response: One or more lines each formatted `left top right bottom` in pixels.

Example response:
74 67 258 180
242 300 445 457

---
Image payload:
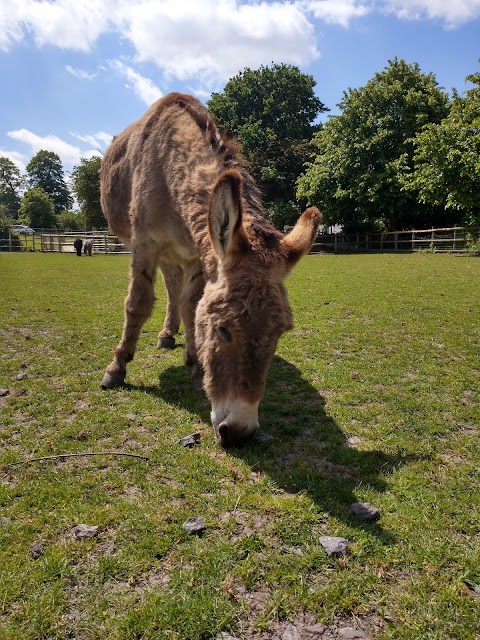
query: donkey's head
195 169 321 447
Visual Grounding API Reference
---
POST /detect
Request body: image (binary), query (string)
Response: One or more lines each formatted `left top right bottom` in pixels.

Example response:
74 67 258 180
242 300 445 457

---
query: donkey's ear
208 169 248 266
281 207 322 272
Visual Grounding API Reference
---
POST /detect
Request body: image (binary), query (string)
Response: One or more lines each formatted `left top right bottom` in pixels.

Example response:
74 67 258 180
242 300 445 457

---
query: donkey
100 93 320 447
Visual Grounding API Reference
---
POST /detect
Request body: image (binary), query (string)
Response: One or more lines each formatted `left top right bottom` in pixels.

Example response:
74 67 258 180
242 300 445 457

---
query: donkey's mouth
215 422 258 448
211 399 260 448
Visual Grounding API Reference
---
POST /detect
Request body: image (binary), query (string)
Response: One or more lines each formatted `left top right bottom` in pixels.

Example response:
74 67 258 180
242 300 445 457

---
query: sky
0 0 479 176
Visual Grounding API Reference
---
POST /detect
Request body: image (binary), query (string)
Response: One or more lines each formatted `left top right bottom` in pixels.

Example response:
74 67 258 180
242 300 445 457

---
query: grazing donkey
83 239 93 256
100 93 320 447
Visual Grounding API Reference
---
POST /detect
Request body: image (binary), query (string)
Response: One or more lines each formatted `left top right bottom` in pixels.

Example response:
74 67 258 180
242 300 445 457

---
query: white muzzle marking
211 398 260 441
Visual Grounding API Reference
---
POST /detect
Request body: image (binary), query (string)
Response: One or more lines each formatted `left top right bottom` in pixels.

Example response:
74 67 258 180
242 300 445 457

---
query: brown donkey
100 93 321 447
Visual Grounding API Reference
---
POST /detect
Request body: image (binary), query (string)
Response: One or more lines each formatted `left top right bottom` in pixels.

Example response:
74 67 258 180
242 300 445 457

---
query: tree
208 63 327 226
18 187 56 229
0 157 24 219
406 66 480 226
56 210 86 231
26 150 73 214
297 59 450 231
70 156 105 229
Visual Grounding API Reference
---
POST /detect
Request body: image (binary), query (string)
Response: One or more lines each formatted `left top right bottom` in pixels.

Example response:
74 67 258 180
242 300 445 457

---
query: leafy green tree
26 150 73 214
19 187 56 229
0 204 21 251
71 156 105 229
406 67 480 226
0 157 24 219
56 210 86 231
298 59 450 231
208 63 326 226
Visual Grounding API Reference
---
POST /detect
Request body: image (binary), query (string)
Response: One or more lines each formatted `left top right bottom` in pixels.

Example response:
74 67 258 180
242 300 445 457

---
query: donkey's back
100 93 226 254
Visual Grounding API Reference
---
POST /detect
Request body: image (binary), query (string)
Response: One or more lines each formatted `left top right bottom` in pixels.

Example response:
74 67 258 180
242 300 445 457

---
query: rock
30 542 45 559
216 634 240 640
351 502 380 522
254 433 274 443
74 524 99 540
282 624 300 640
0 388 9 397
15 372 27 381
319 536 349 557
0 516 12 526
304 624 326 636
338 627 366 639
179 432 201 447
182 517 206 534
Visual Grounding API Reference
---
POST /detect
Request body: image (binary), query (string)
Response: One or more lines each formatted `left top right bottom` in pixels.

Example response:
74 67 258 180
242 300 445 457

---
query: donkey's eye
216 326 232 343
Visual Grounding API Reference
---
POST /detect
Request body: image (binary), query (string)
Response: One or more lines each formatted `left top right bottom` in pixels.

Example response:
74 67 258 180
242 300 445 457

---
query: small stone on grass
282 624 300 640
182 517 206 534
338 627 366 639
15 372 27 381
74 524 99 540
0 388 9 397
351 502 380 522
254 433 274 443
179 432 201 447
319 535 349 557
30 542 45 559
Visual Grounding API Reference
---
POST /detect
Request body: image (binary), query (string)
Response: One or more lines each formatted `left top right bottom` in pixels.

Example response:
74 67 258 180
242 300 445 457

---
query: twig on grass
2 451 150 479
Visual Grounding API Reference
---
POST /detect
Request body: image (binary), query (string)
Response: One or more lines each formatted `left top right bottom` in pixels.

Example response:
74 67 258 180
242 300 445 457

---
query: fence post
58 232 62 253
8 228 12 252
334 234 338 254
105 235 108 254
32 233 36 252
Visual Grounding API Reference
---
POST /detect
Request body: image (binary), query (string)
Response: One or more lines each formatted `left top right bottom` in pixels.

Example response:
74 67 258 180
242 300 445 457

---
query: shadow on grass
130 356 415 541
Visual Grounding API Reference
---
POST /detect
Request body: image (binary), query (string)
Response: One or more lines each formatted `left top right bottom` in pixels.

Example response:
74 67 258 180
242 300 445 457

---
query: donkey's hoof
157 335 176 349
100 371 125 389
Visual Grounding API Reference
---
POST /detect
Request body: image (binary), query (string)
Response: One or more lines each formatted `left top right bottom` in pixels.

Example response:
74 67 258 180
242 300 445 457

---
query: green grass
0 252 479 639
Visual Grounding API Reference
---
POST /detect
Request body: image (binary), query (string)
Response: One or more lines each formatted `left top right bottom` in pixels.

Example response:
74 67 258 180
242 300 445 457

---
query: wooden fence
311 226 479 254
2 225 479 255
1 230 129 254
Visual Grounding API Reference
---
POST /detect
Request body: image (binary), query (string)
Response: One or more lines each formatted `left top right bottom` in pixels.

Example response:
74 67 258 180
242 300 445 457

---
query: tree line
1 58 479 236
0 152 103 232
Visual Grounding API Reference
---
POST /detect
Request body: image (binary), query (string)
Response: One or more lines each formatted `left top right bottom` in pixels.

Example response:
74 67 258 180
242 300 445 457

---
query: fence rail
1 230 130 254
311 226 479 254
2 225 479 254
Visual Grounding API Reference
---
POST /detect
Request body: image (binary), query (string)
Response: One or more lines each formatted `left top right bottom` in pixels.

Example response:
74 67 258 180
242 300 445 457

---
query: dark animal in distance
100 93 321 447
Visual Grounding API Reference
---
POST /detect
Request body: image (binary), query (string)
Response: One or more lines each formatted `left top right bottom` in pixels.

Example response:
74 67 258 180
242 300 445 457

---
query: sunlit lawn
0 252 479 639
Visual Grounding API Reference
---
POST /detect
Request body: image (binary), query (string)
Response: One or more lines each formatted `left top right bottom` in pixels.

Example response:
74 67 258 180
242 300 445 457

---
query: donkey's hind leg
157 263 182 350
101 238 158 389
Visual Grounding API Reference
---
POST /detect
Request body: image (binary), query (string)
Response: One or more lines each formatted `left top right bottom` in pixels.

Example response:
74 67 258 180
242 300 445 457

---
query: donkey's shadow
153 355 411 540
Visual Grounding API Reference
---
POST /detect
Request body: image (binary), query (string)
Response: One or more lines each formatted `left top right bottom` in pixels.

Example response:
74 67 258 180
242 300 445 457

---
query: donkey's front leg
101 241 158 389
180 263 205 391
157 263 182 350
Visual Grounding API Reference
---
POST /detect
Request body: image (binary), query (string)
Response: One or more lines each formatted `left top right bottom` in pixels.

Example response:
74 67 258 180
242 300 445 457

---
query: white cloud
382 0 480 27
301 0 371 27
0 148 28 172
117 1 318 82
7 129 99 169
1 0 112 52
111 60 163 105
65 65 98 80
1 0 479 77
70 131 113 148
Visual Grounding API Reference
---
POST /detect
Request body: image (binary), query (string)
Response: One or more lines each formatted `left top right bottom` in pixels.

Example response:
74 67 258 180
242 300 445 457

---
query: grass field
0 252 479 640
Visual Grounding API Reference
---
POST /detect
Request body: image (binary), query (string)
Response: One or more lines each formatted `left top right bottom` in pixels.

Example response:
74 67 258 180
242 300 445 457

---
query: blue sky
1 1 479 175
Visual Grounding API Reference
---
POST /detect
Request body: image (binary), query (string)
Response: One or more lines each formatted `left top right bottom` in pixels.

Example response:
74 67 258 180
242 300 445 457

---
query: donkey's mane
165 93 285 260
